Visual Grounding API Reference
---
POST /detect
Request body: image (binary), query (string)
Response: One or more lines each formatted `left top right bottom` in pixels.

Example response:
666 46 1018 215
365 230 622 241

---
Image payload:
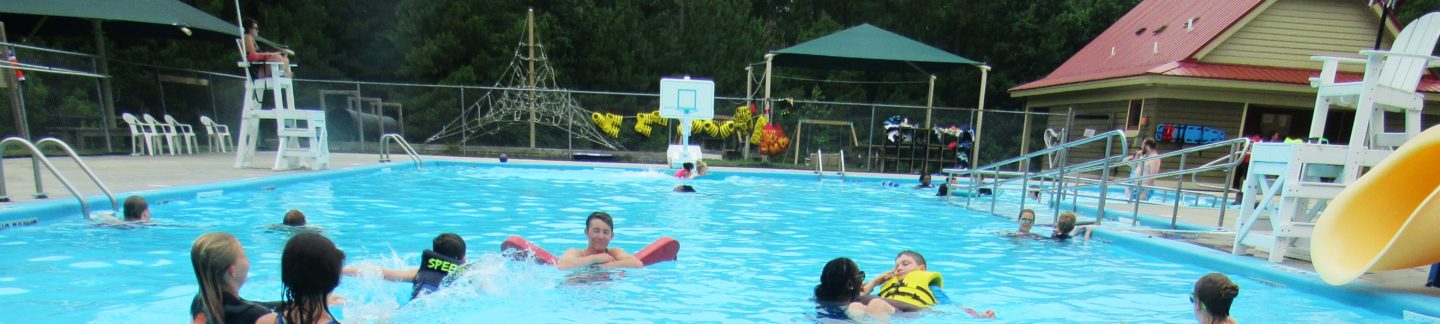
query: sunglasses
1020 218 1035 224
1190 293 1206 310
856 271 866 280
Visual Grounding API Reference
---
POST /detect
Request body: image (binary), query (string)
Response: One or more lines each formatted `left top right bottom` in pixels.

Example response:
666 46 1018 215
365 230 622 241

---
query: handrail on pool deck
379 134 422 169
0 137 113 219
943 127 1251 230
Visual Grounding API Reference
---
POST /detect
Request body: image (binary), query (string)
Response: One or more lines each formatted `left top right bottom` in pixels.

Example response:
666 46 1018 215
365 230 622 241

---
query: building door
1243 106 1353 142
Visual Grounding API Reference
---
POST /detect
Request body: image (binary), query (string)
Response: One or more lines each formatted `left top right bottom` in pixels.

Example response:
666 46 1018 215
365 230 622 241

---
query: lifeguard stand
1232 12 1440 262
660 77 714 168
232 41 329 171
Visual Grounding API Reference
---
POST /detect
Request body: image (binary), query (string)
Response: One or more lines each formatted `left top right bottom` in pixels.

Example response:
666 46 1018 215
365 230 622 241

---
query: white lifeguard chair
233 40 329 171
1232 12 1440 262
659 77 714 169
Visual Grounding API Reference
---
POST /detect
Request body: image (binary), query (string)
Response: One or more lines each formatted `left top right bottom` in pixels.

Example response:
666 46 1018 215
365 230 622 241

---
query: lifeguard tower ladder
231 45 329 171
660 77 714 168
1232 13 1440 262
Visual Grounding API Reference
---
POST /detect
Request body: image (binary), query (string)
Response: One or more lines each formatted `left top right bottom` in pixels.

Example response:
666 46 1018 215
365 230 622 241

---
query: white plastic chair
121 113 158 156
163 114 198 154
143 113 180 155
200 116 232 153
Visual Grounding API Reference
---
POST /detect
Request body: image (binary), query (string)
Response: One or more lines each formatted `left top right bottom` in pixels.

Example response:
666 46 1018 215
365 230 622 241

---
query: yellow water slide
1312 125 1440 285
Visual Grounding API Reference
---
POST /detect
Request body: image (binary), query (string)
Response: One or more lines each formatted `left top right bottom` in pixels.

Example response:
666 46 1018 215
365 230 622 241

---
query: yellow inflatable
751 115 767 144
591 112 622 138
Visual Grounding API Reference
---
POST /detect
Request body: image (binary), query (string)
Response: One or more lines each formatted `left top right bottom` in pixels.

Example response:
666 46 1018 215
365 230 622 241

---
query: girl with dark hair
813 257 895 320
267 233 345 324
1192 273 1240 324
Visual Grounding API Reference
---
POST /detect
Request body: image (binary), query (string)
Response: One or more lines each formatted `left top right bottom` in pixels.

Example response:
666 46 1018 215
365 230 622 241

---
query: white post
972 65 991 169
925 75 936 129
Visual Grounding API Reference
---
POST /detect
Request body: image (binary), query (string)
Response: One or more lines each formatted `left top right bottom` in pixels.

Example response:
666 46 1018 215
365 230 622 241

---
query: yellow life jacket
877 270 943 308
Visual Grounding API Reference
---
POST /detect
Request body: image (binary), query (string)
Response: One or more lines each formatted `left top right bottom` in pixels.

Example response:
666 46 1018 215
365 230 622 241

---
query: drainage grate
0 217 39 230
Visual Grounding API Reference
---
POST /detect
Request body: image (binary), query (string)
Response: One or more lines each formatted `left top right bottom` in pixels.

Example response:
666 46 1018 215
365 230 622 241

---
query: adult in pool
859 251 995 318
555 212 643 270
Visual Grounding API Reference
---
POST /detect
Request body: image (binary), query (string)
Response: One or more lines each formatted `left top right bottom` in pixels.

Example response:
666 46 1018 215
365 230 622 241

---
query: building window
1126 99 1144 130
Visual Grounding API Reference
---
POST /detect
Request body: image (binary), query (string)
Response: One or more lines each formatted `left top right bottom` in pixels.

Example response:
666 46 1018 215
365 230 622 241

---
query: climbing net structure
425 34 623 150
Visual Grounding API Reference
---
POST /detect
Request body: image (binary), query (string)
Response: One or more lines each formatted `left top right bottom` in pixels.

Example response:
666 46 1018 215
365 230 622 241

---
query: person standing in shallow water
556 212 643 270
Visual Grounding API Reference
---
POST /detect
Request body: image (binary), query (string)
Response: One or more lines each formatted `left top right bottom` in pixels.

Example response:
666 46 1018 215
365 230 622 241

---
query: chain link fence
0 41 1068 173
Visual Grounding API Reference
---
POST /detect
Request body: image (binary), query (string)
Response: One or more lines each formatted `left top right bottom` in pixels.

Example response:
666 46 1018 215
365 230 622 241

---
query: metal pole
1218 142 1237 227
744 66 753 160
527 8 537 149
1054 107 1077 220
1171 154 1187 229
1 24 41 198
1019 105 1032 171
1096 137 1113 225
96 57 113 152
156 68 167 115
355 82 363 151
460 87 467 153
92 20 116 129
866 105 875 172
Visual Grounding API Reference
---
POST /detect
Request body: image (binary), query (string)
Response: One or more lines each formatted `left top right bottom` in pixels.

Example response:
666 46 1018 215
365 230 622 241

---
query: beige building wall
1199 0 1390 72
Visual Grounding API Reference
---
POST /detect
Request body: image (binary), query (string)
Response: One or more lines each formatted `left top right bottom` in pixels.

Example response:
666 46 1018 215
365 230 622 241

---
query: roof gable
1014 0 1265 91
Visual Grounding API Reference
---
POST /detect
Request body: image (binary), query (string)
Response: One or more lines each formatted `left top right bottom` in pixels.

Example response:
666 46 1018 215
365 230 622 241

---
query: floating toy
501 235 680 266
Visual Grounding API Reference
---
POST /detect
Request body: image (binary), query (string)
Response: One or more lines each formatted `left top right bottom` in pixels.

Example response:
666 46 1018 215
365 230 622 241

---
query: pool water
0 163 1399 322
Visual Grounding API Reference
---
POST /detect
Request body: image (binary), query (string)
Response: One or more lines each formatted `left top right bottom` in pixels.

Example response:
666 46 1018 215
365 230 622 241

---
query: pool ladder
814 149 845 181
0 137 119 219
379 134 422 169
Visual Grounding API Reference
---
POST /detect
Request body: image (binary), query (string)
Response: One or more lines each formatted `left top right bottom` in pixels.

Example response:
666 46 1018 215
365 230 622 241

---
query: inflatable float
501 235 680 266
1312 125 1440 285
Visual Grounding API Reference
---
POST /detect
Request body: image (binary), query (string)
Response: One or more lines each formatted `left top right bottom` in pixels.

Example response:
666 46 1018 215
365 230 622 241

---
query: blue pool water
0 163 1401 322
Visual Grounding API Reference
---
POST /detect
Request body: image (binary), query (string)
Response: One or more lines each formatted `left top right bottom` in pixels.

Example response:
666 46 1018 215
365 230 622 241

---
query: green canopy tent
0 0 276 135
760 23 991 168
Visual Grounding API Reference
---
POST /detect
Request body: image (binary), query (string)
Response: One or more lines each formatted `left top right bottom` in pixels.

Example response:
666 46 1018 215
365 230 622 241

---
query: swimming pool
0 162 1408 322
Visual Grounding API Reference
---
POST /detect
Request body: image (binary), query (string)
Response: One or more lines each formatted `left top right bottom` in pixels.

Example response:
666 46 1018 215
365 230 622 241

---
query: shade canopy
770 23 984 74
0 0 268 44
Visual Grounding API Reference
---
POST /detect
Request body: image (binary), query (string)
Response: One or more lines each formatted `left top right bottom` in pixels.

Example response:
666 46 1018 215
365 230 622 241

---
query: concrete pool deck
1 151 1436 300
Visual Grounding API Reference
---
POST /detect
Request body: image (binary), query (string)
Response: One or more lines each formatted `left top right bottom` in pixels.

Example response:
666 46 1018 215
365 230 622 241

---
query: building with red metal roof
1010 0 1438 164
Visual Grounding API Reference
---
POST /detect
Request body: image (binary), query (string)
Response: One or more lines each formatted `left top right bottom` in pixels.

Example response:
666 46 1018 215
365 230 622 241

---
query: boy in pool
342 233 468 299
283 209 306 226
860 251 996 318
123 195 150 222
556 212 643 270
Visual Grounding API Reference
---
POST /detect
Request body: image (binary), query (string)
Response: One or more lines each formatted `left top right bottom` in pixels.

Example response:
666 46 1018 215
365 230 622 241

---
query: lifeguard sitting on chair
243 18 293 78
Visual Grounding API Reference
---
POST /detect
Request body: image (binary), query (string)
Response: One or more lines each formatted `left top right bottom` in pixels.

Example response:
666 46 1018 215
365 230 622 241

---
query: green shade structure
760 23 990 168
771 23 983 74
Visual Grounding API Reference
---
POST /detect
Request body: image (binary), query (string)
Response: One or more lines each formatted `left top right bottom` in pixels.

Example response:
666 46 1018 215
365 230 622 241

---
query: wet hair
1057 211 1078 236
123 195 148 221
936 184 949 196
283 209 306 226
919 173 932 182
191 232 242 324
683 162 694 171
896 250 926 267
1018 209 1036 220
585 211 614 231
1194 273 1240 320
814 257 863 303
433 233 466 259
279 233 344 324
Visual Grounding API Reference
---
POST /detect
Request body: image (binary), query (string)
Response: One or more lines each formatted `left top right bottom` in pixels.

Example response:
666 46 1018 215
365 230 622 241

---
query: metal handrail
34 138 119 212
943 129 1129 224
1189 140 1252 192
0 137 101 219
379 134 422 168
